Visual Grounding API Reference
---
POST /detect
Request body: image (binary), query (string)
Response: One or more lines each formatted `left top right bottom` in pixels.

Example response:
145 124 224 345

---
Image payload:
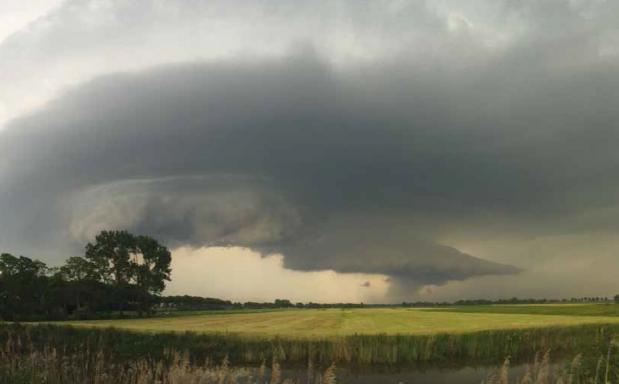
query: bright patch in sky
167 246 389 303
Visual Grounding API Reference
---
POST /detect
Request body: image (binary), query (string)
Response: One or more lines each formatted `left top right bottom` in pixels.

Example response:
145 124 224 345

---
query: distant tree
274 299 292 308
160 296 233 310
614 294 619 303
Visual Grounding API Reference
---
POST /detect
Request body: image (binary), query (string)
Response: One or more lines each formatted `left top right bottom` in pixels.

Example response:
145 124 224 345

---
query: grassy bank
0 326 337 384
2 322 618 367
4 323 619 383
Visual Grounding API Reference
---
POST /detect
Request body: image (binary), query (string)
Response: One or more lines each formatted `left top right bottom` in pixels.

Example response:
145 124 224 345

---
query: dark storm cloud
0 55 525 289
2 0 619 298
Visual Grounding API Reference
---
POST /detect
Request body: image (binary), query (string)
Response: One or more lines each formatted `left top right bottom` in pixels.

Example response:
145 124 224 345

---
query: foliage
0 253 52 320
0 230 171 320
160 295 235 310
85 230 171 314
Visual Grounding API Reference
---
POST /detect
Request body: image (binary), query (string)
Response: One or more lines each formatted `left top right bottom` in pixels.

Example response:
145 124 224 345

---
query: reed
3 324 619 383
483 351 612 384
483 337 619 384
0 332 334 384
0 324 618 366
1 322 618 367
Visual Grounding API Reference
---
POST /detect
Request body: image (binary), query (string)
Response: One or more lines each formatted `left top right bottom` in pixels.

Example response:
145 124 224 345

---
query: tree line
3 228 619 321
160 296 619 312
0 230 171 321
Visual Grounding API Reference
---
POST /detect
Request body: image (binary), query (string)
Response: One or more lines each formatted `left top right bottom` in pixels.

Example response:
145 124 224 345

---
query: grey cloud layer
0 56 526 291
2 0 619 298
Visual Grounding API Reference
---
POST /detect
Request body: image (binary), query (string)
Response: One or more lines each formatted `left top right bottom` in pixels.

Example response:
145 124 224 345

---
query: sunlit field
431 303 619 317
55 305 619 338
5 304 619 377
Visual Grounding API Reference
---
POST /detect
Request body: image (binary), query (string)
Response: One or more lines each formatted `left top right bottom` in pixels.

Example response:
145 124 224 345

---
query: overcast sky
1 0 619 303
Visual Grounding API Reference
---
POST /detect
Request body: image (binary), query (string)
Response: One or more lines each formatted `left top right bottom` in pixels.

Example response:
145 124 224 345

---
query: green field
56 305 619 338
432 303 619 316
11 305 619 367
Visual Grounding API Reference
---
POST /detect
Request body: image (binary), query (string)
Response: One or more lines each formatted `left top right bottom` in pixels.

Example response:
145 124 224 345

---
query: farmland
4 304 619 382
432 303 619 317
55 305 619 338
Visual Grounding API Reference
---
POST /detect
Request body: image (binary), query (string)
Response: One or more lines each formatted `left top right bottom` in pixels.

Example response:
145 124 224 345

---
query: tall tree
58 256 97 311
131 235 172 314
84 230 172 315
85 230 135 285
0 253 49 320
60 256 97 282
133 235 172 295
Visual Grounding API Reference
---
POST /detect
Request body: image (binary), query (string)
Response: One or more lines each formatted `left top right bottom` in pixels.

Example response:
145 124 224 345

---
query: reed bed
3 324 619 383
0 332 338 384
483 345 619 384
1 323 617 367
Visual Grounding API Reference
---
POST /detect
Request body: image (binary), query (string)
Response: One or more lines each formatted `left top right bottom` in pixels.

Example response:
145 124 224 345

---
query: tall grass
0 332 337 384
483 346 619 384
1 323 616 367
3 324 619 383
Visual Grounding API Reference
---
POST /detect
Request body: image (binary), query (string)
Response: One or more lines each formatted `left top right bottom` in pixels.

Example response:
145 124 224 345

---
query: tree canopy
0 230 171 320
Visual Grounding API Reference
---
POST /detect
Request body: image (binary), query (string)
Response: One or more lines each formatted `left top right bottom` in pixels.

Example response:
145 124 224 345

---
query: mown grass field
431 303 619 317
56 305 619 338
11 305 619 367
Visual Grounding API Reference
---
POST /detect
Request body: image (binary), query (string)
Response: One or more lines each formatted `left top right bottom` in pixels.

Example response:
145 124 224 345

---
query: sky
1 0 619 303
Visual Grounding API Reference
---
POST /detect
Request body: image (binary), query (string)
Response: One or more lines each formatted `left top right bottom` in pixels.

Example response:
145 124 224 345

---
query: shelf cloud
1 0 619 300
